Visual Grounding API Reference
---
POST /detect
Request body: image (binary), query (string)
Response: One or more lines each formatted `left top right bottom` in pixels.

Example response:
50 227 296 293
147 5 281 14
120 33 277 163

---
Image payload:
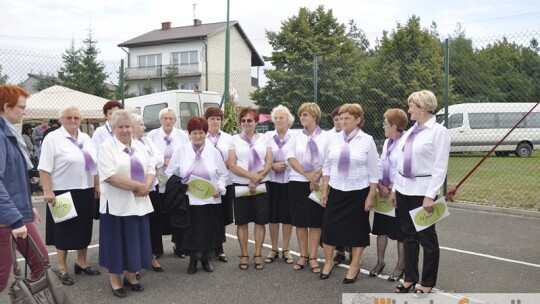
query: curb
448 200 540 219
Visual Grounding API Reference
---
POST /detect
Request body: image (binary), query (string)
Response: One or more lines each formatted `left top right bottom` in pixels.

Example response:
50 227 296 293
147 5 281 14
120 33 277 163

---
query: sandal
293 256 308 270
264 249 279 263
238 255 249 270
309 258 321 274
253 255 264 270
282 250 294 264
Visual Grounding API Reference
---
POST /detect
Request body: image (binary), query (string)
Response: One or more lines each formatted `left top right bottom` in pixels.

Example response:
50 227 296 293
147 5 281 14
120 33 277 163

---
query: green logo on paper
240 190 264 197
414 202 446 227
187 180 215 200
51 197 72 218
374 195 393 213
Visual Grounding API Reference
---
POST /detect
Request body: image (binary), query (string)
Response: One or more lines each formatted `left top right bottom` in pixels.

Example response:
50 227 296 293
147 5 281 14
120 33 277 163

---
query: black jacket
162 175 189 228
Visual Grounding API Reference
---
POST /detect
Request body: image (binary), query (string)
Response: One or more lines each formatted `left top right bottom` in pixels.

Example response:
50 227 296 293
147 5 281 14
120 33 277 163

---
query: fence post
119 59 125 105
313 56 318 104
443 38 450 195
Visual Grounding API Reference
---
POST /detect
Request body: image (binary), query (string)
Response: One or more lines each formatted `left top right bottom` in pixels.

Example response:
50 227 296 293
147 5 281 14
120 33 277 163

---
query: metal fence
1 28 539 210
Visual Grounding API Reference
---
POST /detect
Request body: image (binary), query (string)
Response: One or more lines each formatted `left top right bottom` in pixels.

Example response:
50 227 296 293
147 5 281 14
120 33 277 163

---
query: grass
446 153 540 211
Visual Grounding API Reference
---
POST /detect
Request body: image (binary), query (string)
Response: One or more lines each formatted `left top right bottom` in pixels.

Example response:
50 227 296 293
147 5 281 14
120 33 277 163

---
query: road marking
440 245 540 268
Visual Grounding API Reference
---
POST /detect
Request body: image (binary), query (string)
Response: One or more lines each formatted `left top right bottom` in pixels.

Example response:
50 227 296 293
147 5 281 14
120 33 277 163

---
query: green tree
59 39 83 90
79 29 110 98
113 71 137 99
252 5 366 129
0 64 8 85
142 80 153 95
163 65 179 90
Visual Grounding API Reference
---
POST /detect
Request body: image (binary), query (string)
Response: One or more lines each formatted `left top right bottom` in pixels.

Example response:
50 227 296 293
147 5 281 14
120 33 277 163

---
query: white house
118 19 264 106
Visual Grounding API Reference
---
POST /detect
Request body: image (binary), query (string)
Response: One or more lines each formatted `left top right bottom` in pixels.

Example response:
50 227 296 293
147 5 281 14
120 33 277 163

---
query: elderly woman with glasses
228 107 272 270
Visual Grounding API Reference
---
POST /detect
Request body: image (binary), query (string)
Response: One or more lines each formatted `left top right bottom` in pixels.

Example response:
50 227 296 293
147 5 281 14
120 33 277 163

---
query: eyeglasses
241 118 254 123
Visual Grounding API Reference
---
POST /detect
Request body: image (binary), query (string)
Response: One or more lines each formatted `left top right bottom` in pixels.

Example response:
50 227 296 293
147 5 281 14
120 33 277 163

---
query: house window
172 51 198 65
137 82 162 95
138 54 162 67
180 82 199 90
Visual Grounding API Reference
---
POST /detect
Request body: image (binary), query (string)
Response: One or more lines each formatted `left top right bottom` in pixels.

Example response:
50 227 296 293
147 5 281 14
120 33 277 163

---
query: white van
436 102 540 157
124 90 222 131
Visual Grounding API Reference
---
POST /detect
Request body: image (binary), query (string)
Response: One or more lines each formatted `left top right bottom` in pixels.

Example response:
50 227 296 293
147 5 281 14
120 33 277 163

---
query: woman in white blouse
264 105 295 265
204 107 233 263
369 109 408 281
133 114 164 272
98 110 155 298
165 117 228 274
287 102 330 273
146 108 189 257
390 90 451 294
320 103 379 284
228 107 272 270
39 106 100 286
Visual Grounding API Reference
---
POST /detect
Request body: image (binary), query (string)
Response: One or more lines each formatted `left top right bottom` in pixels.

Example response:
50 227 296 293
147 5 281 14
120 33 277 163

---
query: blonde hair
407 90 438 114
338 103 365 128
297 102 321 125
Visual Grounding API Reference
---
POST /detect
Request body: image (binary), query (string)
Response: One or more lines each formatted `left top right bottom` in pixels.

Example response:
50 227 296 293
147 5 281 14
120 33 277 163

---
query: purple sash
241 132 263 172
337 128 359 178
164 136 173 158
403 125 425 178
300 126 322 172
67 137 97 175
381 133 403 186
124 147 145 183
182 144 212 184
273 133 290 182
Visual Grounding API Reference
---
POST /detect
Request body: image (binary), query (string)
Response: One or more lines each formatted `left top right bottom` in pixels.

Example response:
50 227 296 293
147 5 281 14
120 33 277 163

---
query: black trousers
396 192 440 287
148 190 165 255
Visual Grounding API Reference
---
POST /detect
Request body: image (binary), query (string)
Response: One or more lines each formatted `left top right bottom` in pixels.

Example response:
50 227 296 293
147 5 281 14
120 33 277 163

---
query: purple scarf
337 128 359 178
181 144 212 184
124 147 145 183
241 132 263 172
67 137 97 175
273 133 290 182
301 126 322 172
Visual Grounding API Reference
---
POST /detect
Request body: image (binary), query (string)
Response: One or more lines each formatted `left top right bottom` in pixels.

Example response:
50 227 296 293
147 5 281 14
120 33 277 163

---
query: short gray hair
59 106 81 120
158 107 177 120
110 109 134 129
270 105 295 127
408 90 438 114
132 113 144 125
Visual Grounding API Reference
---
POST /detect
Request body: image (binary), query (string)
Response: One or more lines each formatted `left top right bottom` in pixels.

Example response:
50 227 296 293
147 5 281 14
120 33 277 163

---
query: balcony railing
125 63 201 79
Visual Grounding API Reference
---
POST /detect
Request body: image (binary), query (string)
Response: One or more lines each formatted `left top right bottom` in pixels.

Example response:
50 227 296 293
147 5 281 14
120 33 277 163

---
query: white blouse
91 121 113 153
38 126 96 191
265 130 295 183
377 135 404 185
393 116 451 199
98 137 155 216
287 129 330 182
165 143 228 206
206 130 233 186
323 129 379 191
228 133 271 185
139 136 164 189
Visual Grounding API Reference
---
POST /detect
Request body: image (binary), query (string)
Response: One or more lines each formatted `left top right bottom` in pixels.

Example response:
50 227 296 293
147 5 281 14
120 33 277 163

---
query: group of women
0 83 450 298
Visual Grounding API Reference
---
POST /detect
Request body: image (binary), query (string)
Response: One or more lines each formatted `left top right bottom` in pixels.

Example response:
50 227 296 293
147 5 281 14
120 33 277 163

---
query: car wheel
515 143 532 157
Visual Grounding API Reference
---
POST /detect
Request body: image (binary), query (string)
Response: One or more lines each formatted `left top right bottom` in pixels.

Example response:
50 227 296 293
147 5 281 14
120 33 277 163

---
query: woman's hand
248 181 257 194
12 225 28 239
32 207 41 223
365 194 375 212
390 191 397 208
212 188 222 198
320 192 328 208
94 184 100 199
377 183 390 198
134 183 150 197
423 196 435 213
304 171 321 184
272 162 287 172
43 190 56 205
249 172 263 184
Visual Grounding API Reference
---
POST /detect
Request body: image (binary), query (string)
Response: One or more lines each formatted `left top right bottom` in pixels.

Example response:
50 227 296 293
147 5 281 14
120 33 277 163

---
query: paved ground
1 201 539 303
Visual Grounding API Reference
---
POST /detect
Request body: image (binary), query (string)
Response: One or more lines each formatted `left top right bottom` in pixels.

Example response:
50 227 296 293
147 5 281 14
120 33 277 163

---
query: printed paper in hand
186 175 216 201
308 188 323 205
48 191 78 223
373 193 395 217
235 184 267 197
409 197 450 232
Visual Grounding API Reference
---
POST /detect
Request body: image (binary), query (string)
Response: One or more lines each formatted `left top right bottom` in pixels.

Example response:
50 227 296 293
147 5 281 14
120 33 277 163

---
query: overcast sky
1 0 539 83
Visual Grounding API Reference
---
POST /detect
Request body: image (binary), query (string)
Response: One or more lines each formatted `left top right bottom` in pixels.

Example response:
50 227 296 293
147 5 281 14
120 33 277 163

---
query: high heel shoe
74 263 101 275
123 276 144 292
111 286 126 298
253 255 264 270
309 258 321 274
387 271 404 282
282 250 294 264
293 256 308 270
413 286 433 297
319 264 334 280
239 255 250 270
368 262 385 277
343 269 360 284
395 281 417 293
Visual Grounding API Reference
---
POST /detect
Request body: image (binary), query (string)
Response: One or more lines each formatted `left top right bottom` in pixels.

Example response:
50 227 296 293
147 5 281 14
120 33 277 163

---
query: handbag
8 235 71 304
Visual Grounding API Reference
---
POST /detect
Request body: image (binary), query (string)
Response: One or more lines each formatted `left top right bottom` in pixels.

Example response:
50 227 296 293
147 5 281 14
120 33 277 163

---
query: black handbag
8 235 71 304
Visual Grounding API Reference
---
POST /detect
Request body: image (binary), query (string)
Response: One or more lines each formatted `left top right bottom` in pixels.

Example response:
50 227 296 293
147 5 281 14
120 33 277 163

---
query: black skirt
321 187 371 247
288 181 324 228
233 183 269 225
45 188 94 250
268 182 291 224
372 212 403 241
178 203 224 253
221 185 234 226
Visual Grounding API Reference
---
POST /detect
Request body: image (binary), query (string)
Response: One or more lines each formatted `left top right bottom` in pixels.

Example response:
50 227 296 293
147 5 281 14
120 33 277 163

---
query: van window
448 113 463 129
143 103 167 131
526 112 540 128
499 112 525 128
469 113 496 129
203 103 220 112
179 102 200 130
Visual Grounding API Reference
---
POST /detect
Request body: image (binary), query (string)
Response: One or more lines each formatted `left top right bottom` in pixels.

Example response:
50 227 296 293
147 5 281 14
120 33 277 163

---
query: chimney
161 22 171 30
194 19 202 26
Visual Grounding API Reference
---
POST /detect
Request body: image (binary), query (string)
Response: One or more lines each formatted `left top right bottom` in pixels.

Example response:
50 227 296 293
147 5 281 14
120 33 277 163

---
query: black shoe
395 282 417 293
201 259 214 272
333 252 345 264
123 277 144 292
217 254 228 263
154 253 162 259
111 287 126 298
74 263 101 275
59 273 74 286
319 264 334 280
152 265 164 272
343 270 360 284
368 262 385 277
387 271 404 282
187 259 198 274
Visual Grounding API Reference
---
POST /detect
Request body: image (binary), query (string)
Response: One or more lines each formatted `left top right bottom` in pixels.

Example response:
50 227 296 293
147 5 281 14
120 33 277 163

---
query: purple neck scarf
273 133 290 182
123 147 145 183
337 128 359 178
67 137 97 175
241 132 263 172
403 125 425 178
301 126 322 172
182 144 212 184
381 132 403 186
164 136 173 158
